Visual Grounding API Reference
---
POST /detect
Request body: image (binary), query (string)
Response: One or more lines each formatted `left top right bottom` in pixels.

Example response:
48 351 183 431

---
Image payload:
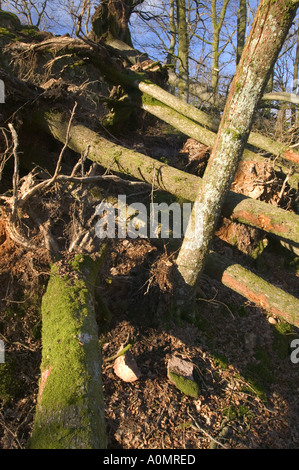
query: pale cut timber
205 251 299 327
38 111 299 246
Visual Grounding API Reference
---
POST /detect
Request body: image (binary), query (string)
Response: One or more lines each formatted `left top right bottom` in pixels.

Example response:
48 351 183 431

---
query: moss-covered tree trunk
174 0 299 316
37 110 299 246
29 252 107 449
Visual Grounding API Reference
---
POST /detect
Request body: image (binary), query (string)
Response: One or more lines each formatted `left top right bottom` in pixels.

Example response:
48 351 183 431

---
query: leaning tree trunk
174 0 299 317
29 251 107 449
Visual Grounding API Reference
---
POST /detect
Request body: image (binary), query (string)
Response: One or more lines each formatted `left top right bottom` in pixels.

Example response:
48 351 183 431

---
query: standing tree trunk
176 0 189 101
167 0 177 94
236 0 247 65
211 0 230 96
292 23 299 124
174 0 299 317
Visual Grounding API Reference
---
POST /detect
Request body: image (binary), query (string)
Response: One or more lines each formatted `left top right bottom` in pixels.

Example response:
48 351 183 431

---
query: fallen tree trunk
29 251 107 449
2 62 296 188
137 79 299 168
38 111 299 246
103 39 299 166
205 251 299 327
140 94 299 189
106 39 299 109
261 91 299 106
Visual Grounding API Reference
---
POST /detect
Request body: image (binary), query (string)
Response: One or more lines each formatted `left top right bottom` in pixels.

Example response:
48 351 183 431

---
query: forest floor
0 122 298 449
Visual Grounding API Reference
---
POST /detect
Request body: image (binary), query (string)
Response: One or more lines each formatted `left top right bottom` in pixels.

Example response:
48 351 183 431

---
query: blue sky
2 0 298 94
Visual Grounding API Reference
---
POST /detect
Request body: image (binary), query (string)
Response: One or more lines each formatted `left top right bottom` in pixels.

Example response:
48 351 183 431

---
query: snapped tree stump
29 251 107 449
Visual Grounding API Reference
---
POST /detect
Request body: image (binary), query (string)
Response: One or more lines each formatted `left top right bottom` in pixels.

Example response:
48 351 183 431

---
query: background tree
90 0 144 45
236 0 247 65
176 0 189 101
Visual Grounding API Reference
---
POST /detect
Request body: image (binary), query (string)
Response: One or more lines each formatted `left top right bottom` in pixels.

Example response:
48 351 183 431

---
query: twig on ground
71 145 90 177
277 166 295 203
8 123 19 220
53 102 78 179
187 411 229 449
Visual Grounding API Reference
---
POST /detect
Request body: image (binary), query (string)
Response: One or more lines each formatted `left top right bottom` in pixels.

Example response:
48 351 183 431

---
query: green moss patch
29 254 107 449
273 321 296 359
168 370 200 398
0 356 22 404
243 347 276 401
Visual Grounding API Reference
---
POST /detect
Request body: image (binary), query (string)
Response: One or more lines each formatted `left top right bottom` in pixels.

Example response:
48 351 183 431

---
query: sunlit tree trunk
174 0 299 317
167 0 177 67
167 0 177 94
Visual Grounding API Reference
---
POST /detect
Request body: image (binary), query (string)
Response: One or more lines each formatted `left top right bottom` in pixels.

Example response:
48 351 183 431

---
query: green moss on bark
29 251 107 449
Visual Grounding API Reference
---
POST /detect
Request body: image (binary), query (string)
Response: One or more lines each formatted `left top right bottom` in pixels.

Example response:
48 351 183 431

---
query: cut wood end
113 351 141 382
284 149 299 164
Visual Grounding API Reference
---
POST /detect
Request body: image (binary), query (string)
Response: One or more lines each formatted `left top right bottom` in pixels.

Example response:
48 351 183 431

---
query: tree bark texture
29 252 107 449
175 0 299 311
90 0 144 46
